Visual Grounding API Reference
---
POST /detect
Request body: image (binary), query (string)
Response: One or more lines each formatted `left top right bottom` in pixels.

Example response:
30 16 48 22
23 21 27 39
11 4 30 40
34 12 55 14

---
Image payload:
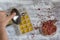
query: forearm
0 27 8 40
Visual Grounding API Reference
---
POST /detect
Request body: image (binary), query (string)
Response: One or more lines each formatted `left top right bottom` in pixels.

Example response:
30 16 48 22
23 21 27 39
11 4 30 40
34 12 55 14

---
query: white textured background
0 0 60 40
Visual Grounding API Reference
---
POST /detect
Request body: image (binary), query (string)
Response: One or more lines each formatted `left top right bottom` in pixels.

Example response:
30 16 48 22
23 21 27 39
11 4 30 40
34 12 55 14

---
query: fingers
7 13 16 22
0 11 6 15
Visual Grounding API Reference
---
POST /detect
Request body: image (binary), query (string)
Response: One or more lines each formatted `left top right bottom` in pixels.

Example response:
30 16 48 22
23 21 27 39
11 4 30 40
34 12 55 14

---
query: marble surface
0 0 60 40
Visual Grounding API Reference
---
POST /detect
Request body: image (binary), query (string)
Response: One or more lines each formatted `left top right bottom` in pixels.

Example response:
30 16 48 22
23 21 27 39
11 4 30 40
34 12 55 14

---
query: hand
0 11 16 28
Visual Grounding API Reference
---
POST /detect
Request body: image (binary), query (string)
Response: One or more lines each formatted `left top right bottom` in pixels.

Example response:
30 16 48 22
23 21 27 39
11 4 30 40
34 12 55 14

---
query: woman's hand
0 11 16 28
0 11 16 40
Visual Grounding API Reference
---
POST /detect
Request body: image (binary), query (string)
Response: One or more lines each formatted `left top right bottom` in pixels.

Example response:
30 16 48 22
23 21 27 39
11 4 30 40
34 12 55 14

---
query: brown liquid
41 20 57 35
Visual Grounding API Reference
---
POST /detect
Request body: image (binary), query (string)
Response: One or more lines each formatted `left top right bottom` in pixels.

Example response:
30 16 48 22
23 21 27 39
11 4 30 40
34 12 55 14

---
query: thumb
7 13 16 22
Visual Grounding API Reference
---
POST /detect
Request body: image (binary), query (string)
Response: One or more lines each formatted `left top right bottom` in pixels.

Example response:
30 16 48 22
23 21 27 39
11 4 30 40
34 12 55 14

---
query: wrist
0 24 6 28
0 25 6 30
0 27 6 31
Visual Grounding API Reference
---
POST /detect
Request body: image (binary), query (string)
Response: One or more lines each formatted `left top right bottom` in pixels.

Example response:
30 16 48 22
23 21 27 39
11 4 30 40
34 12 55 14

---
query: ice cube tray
19 12 33 34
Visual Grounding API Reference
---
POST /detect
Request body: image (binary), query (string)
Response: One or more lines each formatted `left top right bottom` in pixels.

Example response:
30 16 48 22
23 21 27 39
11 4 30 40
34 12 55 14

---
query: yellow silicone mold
23 24 27 28
25 28 29 33
29 27 33 31
19 12 33 34
21 30 25 34
22 21 26 24
27 23 32 27
25 14 29 19
26 19 31 23
20 25 23 30
21 16 25 21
